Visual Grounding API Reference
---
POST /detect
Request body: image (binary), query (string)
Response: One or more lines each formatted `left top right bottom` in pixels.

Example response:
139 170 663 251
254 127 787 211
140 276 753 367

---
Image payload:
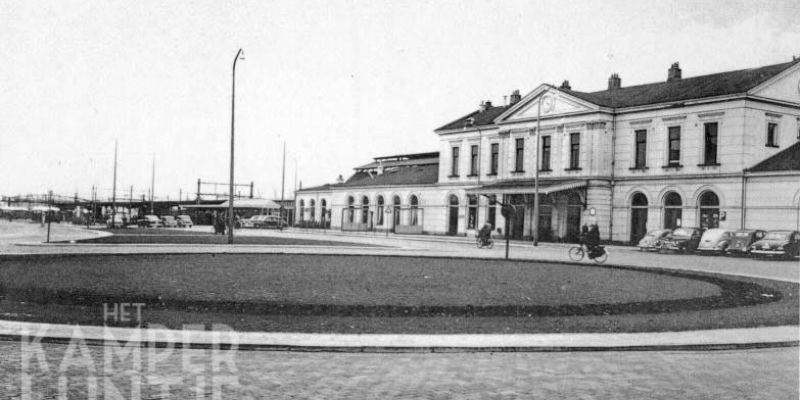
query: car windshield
178 216 190 220
763 232 790 240
702 230 727 240
733 232 752 238
163 216 174 220
145 216 159 221
671 228 694 236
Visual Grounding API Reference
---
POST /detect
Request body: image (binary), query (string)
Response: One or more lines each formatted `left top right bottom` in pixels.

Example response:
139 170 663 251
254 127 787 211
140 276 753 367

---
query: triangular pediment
497 85 599 123
748 62 800 104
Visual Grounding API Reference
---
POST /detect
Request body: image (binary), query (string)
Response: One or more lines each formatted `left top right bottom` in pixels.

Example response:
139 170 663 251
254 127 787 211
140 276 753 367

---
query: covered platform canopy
181 198 281 210
465 179 588 196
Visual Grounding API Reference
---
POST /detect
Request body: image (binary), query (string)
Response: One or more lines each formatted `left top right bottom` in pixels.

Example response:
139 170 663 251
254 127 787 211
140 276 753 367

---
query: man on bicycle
585 224 601 258
478 223 493 246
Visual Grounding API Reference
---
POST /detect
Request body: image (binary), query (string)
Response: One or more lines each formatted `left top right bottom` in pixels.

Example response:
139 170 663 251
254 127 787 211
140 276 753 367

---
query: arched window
320 199 327 225
698 191 720 229
376 195 385 226
309 199 316 220
298 199 305 222
632 193 648 206
630 192 649 243
663 192 682 229
393 195 401 226
409 195 419 226
447 194 459 235
467 195 478 229
347 196 355 223
361 196 370 224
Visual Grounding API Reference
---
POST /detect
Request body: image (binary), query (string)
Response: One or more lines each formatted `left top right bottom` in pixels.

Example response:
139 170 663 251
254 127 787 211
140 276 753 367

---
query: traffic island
0 254 796 335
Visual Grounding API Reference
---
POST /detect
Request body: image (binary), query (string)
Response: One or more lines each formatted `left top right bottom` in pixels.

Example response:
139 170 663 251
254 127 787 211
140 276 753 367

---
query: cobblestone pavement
1 221 798 398
0 340 796 399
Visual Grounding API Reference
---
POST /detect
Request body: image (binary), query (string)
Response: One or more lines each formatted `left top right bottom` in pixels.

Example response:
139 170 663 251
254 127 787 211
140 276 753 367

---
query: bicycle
476 235 494 249
568 244 608 264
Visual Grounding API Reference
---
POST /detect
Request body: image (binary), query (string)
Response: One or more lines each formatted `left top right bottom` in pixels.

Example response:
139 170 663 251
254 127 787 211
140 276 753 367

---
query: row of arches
629 189 720 243
344 194 420 227
297 198 328 223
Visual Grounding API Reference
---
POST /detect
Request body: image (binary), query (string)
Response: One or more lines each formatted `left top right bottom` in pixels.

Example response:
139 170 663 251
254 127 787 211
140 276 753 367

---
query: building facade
297 59 800 243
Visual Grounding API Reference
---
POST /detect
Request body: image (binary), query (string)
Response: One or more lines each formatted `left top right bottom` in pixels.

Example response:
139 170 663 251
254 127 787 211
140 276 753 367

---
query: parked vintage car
137 214 163 228
659 227 704 252
243 215 287 229
106 214 125 229
637 229 672 251
176 215 193 228
161 215 178 228
725 229 767 256
696 229 734 254
749 230 800 259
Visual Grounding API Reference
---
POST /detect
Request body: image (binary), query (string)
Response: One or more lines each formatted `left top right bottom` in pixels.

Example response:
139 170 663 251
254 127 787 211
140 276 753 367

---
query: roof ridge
582 59 799 96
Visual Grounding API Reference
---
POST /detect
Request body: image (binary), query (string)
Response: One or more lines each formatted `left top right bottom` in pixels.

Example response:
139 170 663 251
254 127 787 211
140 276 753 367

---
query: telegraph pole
280 141 286 231
111 140 118 229
150 154 155 213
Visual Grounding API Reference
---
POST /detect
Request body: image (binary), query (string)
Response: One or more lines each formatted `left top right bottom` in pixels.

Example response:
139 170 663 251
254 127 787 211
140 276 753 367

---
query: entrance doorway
630 192 648 244
565 192 582 243
447 194 459 235
698 191 720 229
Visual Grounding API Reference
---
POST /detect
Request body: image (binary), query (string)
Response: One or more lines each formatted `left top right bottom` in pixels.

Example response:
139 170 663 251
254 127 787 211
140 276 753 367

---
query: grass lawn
0 254 796 333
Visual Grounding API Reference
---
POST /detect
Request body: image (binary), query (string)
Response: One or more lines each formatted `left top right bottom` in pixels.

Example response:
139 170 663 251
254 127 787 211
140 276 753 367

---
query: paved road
0 340 796 399
1 221 798 398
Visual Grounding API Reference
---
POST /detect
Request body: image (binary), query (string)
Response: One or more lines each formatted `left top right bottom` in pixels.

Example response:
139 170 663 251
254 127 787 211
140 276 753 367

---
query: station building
296 59 800 244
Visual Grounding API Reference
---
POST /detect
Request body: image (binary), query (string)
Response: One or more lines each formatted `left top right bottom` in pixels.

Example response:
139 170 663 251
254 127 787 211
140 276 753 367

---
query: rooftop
437 59 799 131
562 59 799 108
747 141 800 172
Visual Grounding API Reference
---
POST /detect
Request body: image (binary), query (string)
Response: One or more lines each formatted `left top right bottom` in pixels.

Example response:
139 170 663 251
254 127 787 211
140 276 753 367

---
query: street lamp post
228 48 245 245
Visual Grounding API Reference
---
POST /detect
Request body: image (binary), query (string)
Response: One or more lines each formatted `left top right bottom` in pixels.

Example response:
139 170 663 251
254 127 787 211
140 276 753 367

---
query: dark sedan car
725 229 766 256
659 227 704 252
750 230 800 259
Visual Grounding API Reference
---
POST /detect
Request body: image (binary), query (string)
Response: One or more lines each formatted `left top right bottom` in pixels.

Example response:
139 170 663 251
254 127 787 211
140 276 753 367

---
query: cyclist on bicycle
478 223 493 246
585 224 601 258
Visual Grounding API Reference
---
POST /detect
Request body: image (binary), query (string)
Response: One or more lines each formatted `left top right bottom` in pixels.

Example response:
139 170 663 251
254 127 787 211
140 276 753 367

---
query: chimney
560 80 571 90
608 73 621 90
667 62 682 82
479 100 493 112
509 90 522 105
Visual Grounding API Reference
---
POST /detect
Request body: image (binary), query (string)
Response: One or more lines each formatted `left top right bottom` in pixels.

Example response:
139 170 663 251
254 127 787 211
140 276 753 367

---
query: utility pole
129 185 133 221
46 190 52 243
150 154 155 213
111 139 118 229
228 48 245 245
532 93 545 246
280 141 286 231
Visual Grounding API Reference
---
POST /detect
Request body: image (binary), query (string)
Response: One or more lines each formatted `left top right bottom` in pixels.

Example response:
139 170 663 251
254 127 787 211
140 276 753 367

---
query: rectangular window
490 143 499 175
541 136 551 170
767 122 778 147
450 146 459 176
634 129 647 168
470 145 478 175
569 133 580 169
668 126 681 165
704 122 718 165
514 138 524 172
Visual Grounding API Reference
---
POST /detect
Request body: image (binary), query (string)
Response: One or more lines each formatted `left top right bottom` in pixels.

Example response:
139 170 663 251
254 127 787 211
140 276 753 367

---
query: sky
1 0 799 201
